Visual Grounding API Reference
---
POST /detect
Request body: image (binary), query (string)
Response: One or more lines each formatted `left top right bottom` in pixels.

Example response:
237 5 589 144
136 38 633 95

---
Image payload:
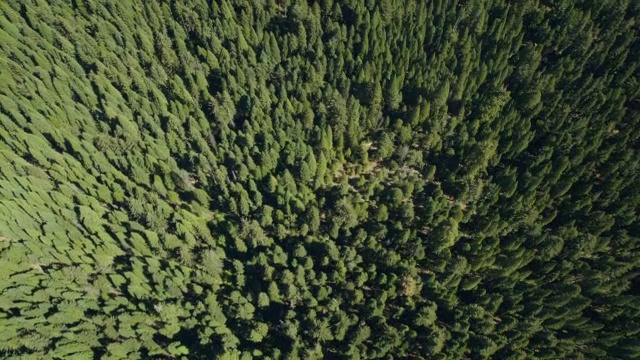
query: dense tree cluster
1 0 639 359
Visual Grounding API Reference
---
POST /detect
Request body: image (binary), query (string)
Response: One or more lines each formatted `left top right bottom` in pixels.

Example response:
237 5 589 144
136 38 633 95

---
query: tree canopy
0 0 639 359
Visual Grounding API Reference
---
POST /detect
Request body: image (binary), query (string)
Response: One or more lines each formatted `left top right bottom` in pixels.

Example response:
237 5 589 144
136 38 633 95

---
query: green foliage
0 1 639 359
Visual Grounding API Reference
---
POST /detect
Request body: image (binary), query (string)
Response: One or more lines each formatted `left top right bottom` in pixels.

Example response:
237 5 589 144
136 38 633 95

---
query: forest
0 0 639 359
